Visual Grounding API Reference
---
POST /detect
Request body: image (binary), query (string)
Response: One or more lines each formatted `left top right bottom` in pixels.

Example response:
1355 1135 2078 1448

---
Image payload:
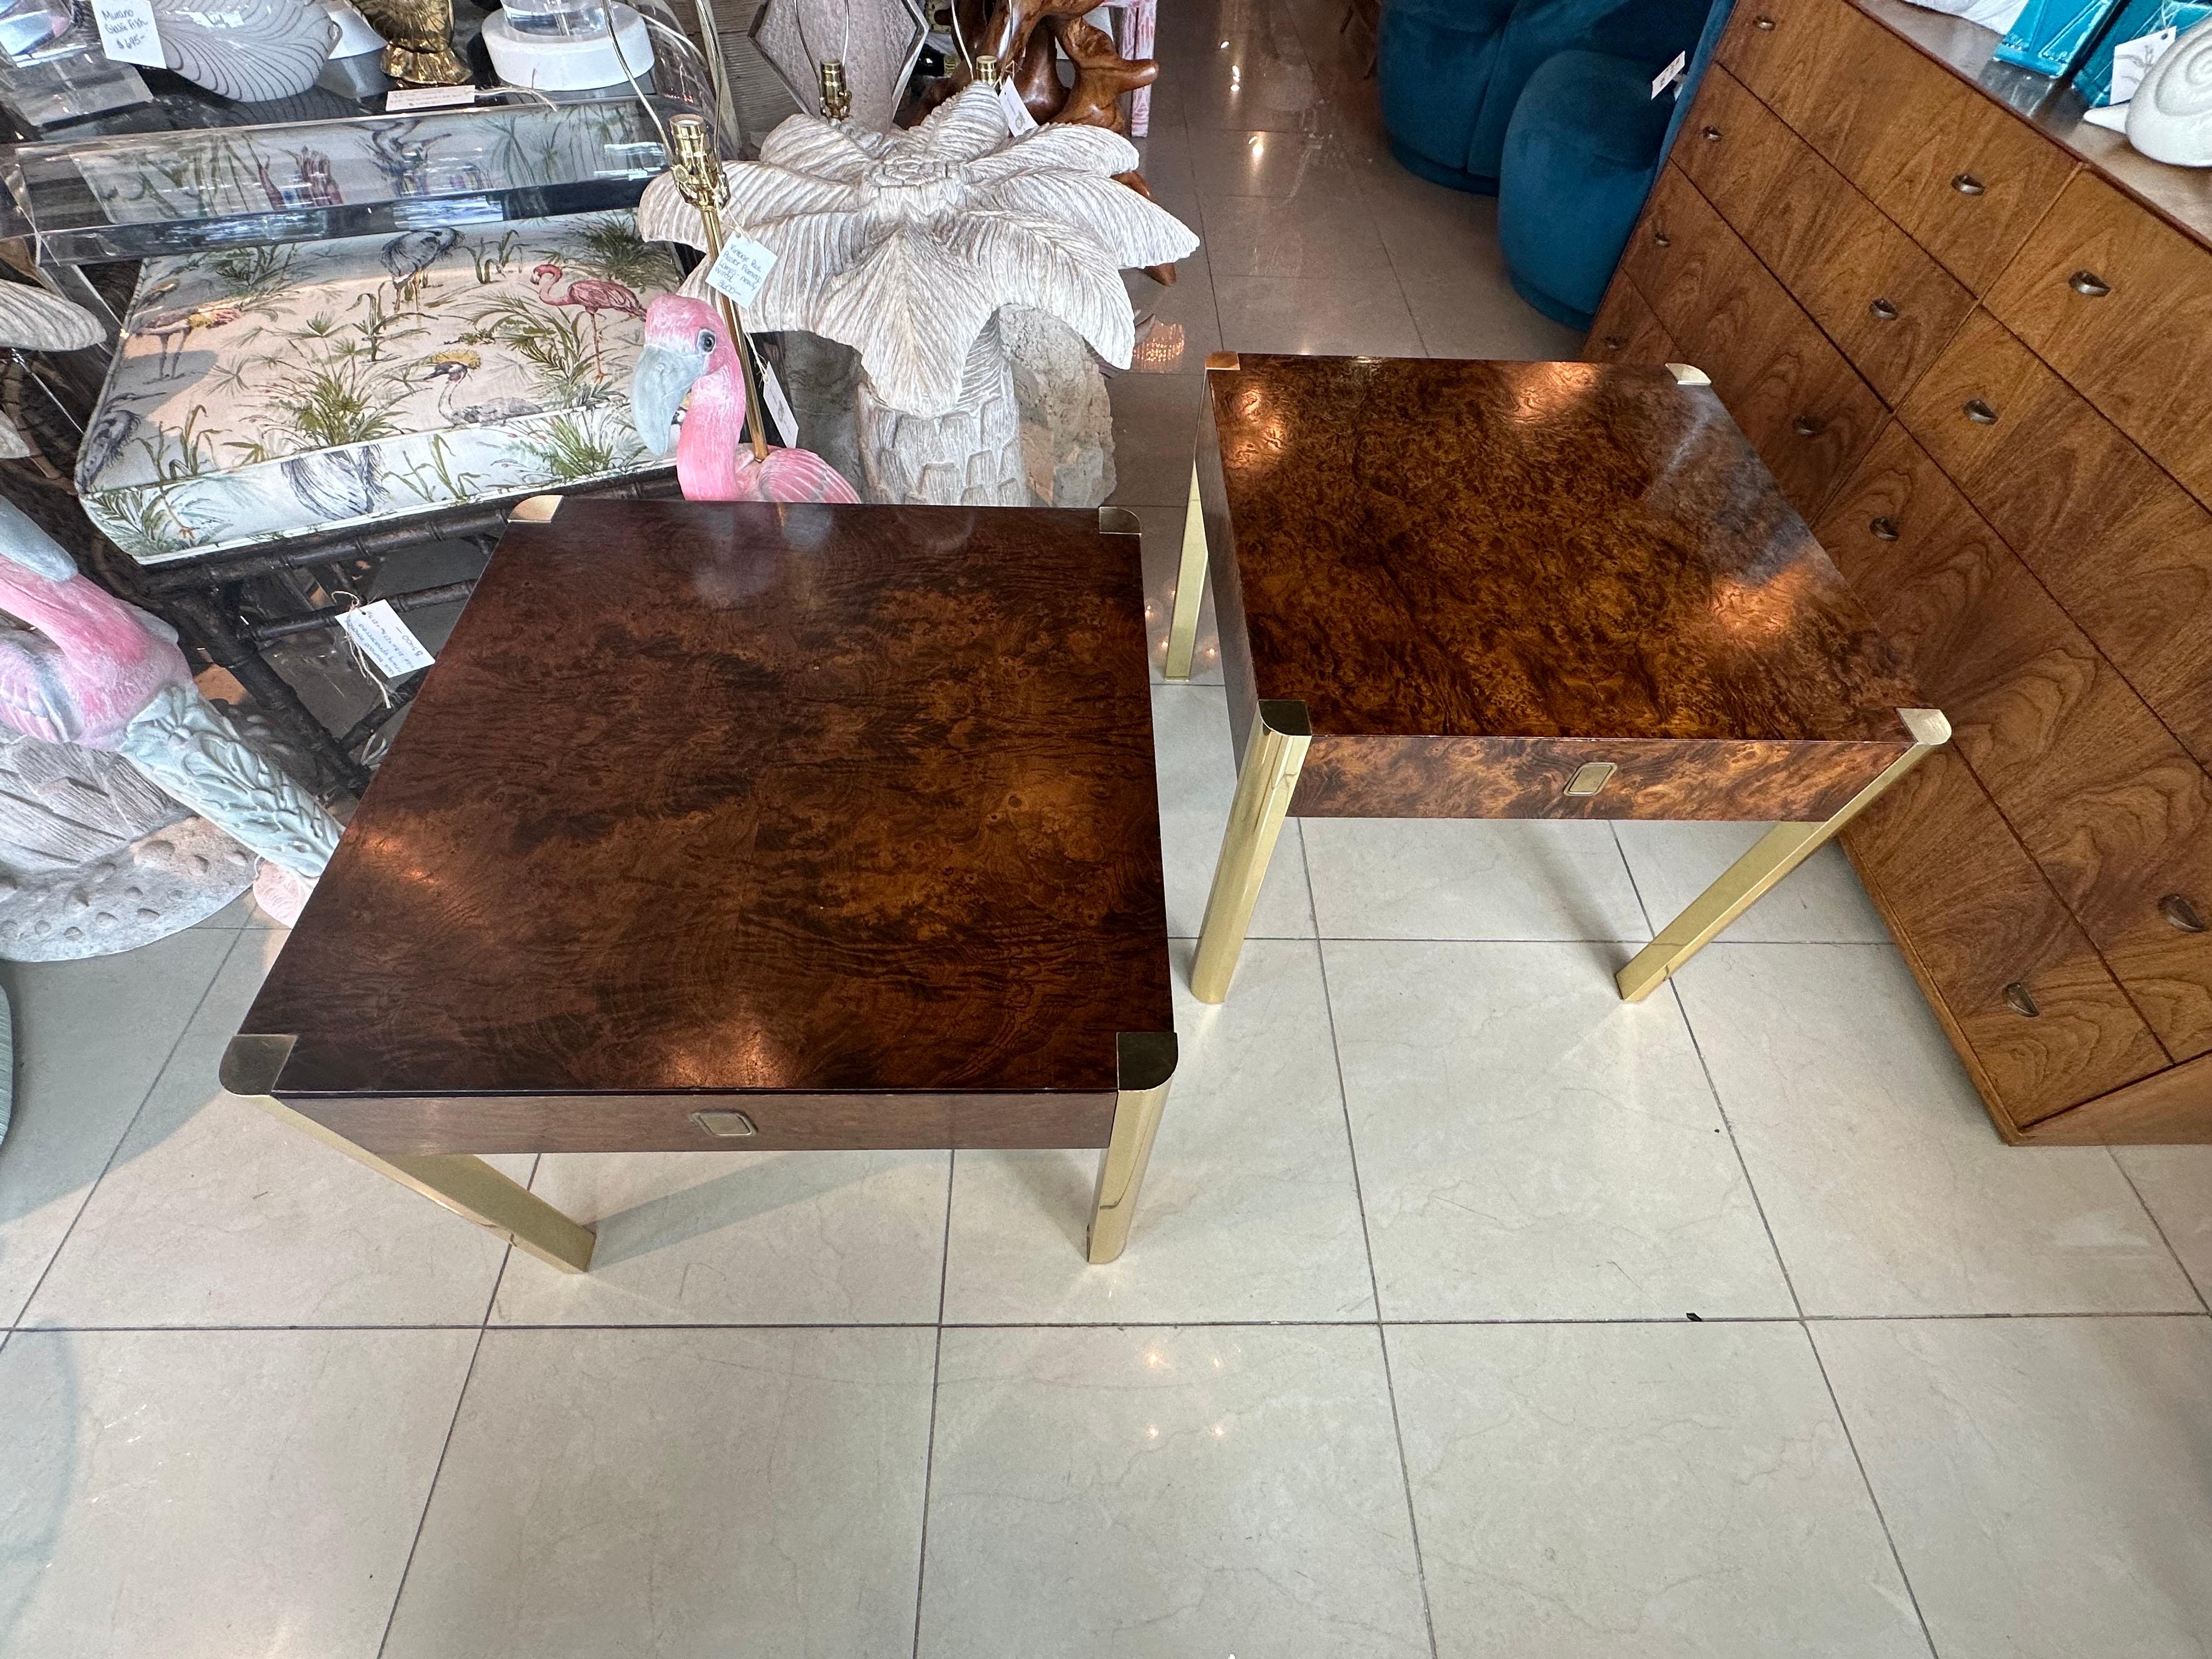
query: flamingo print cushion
77 213 681 565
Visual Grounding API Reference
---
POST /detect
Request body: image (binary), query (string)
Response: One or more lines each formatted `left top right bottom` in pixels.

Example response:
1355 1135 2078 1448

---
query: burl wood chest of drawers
1585 0 2212 1143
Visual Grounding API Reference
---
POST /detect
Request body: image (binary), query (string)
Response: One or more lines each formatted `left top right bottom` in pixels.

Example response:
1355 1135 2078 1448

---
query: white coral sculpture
637 84 1199 506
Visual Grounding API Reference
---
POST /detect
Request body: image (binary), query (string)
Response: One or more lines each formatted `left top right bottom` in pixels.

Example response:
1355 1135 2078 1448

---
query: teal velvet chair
1495 0 1735 329
1379 0 1708 194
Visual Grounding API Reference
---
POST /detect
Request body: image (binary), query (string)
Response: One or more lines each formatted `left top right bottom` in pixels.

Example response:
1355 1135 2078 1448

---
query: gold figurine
357 0 472 87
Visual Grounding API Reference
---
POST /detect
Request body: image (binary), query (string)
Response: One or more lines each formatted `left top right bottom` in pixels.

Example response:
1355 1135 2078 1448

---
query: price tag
1650 49 1688 98
386 84 481 112
754 355 800 448
2108 25 2178 106
999 78 1039 134
337 601 436 678
706 232 778 308
93 0 164 67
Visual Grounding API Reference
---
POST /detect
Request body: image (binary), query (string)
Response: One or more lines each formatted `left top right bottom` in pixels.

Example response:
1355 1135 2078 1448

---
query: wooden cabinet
1590 0 2212 1141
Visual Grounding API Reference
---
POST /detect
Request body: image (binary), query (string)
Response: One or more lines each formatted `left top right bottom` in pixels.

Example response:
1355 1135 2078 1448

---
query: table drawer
1986 170 2212 514
1718 0 2073 292
1897 310 2212 773
1675 65 1973 406
1623 164 1886 515
1846 746 2166 1130
1581 276 1681 365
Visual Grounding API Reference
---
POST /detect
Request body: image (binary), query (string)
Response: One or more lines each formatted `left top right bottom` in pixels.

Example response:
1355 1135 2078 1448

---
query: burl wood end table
222 499 1177 1273
1162 353 1950 1005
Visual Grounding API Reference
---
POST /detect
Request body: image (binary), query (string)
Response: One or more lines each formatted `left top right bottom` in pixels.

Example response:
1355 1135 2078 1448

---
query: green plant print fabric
77 213 682 565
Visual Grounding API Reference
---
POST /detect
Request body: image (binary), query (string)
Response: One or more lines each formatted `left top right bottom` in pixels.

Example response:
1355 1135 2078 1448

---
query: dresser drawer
1676 65 1973 405
1581 276 1681 365
1897 311 2212 773
1624 165 1887 515
1986 170 2212 514
1845 747 2166 1131
1826 421 2212 1059
1718 0 2073 292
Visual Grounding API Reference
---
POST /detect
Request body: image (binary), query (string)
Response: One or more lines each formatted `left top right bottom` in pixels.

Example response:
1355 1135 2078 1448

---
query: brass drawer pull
690 1109 758 1137
1869 297 1899 321
1652 228 1672 247
1754 13 1776 26
2069 270 2112 297
1963 398 1999 425
1702 125 1723 142
1601 333 1627 351
1951 172 1986 196
1869 516 1900 540
1791 414 1825 437
2003 981 2041 1018
2160 894 2207 933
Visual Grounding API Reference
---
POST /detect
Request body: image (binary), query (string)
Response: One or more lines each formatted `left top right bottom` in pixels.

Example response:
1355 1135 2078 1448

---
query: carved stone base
1001 306 1115 508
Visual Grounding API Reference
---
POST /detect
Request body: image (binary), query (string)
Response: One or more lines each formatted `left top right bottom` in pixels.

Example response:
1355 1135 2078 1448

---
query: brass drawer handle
2160 894 2207 933
1869 516 1900 540
2069 269 2112 297
1601 332 1627 351
1951 172 1986 196
1652 228 1673 247
1791 414 1825 437
690 1109 758 1137
1754 13 1776 26
1869 297 1899 321
1963 398 1999 425
2003 981 2041 1018
1702 125 1723 141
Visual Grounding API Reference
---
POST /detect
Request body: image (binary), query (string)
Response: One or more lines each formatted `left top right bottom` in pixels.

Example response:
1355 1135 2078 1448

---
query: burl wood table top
241 500 1172 1104
1197 355 1926 821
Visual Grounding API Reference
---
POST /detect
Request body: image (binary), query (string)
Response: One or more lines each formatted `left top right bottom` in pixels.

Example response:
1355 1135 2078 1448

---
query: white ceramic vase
2126 15 2212 167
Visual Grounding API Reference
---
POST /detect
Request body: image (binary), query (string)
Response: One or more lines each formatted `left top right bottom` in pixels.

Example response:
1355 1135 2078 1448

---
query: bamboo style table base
1164 353 1948 1005
223 499 1180 1272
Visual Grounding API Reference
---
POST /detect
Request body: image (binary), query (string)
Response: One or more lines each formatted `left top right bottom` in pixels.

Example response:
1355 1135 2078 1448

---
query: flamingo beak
630 340 708 458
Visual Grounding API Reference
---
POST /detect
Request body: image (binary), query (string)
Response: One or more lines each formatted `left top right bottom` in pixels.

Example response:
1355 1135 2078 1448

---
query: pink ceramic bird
630 295 860 504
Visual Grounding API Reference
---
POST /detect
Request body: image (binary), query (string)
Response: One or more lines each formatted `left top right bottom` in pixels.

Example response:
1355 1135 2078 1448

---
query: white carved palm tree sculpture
637 85 1198 505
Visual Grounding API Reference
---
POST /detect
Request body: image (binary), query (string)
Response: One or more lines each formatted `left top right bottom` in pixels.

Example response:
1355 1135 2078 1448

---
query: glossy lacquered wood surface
1199 354 1921 821
242 500 1172 1108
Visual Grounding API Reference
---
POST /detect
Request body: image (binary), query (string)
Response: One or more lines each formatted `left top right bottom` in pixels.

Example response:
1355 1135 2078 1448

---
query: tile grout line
1302 831 1443 1659
374 1321 491 1659
907 1152 956 1659
2110 1154 2211 1314
4 928 247 1331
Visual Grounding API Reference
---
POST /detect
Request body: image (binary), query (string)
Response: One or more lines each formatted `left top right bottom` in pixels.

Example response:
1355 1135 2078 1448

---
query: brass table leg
1086 1032 1180 1263
1617 708 1950 1002
1190 699 1312 1004
1163 461 1209 681
222 1037 596 1273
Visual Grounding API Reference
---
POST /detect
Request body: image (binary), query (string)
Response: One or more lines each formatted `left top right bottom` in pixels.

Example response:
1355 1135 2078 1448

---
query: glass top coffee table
223 498 1177 1271
1162 352 1949 1005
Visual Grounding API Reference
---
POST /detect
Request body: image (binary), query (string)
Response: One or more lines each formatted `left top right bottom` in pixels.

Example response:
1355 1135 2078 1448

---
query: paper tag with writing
2108 25 2178 106
93 0 164 67
755 355 799 447
706 233 777 308
999 78 1039 134
386 84 481 112
337 601 435 678
1650 49 1688 98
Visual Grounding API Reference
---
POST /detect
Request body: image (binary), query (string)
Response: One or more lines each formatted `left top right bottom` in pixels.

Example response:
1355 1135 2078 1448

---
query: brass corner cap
1098 506 1142 536
1117 1030 1178 1091
221 1032 297 1097
1665 363 1712 386
1203 351 1240 371
509 495 563 523
1899 707 1951 746
1257 698 1313 738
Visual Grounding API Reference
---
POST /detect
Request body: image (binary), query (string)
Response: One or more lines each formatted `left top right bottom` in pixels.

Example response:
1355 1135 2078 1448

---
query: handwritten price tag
94 0 165 67
706 233 777 308
1649 49 1687 99
337 601 435 678
386 84 481 112
755 356 799 447
999 78 1038 134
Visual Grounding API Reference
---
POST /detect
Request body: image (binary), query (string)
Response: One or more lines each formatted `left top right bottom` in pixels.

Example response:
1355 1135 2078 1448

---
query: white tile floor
7 3 2212 1655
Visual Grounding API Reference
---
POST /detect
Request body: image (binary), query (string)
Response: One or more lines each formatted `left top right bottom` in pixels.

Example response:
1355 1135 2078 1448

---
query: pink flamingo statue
0 498 340 922
532 261 647 371
630 295 861 504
